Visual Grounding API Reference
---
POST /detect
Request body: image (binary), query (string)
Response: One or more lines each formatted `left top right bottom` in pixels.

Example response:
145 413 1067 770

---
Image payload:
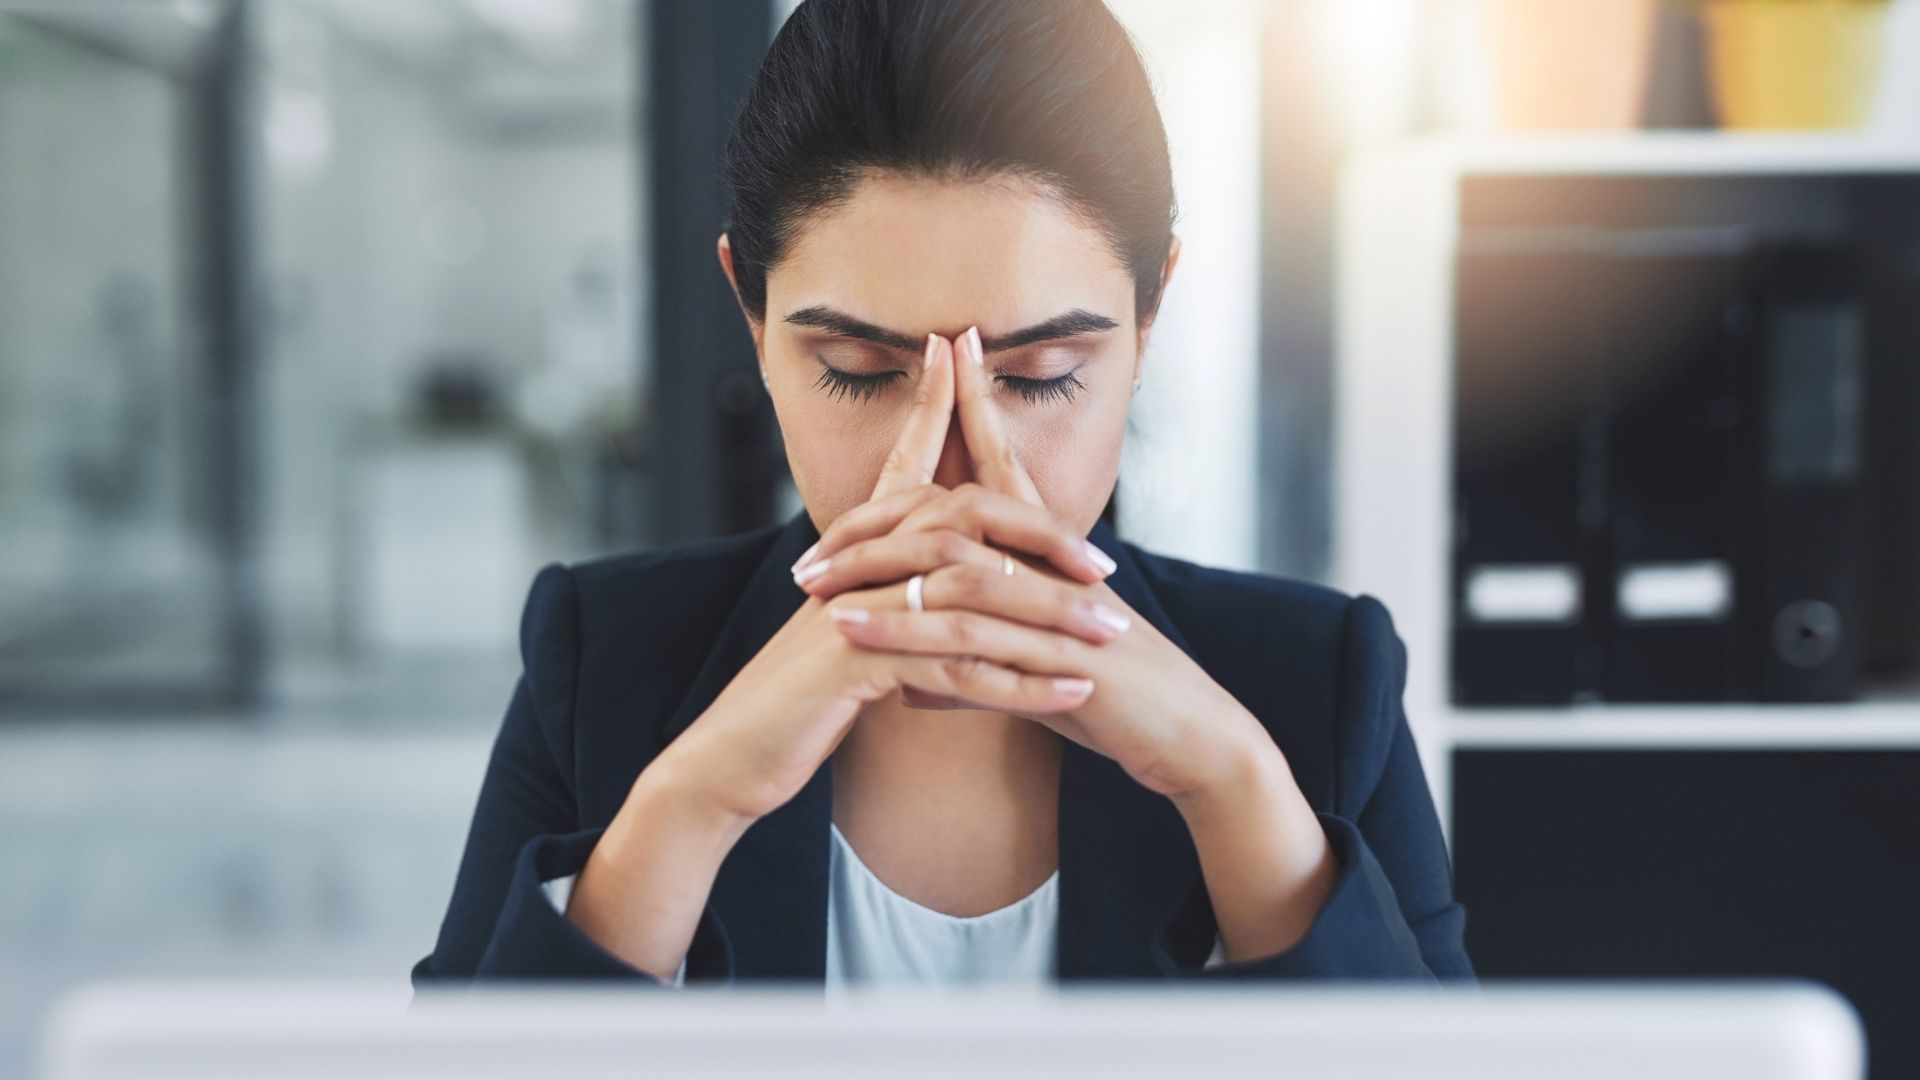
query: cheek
1011 394 1129 529
769 391 899 525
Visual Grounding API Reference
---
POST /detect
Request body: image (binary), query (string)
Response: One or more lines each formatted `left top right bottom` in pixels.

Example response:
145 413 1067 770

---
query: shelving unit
1361 131 1920 177
1330 133 1920 837
1450 699 1920 751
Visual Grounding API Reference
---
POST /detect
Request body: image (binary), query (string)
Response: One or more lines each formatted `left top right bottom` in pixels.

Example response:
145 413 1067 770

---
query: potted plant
1686 0 1897 129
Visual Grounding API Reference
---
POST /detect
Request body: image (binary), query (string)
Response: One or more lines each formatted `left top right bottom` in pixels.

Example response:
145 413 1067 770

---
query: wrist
626 741 759 849
583 757 753 927
568 743 750 982
1169 722 1293 826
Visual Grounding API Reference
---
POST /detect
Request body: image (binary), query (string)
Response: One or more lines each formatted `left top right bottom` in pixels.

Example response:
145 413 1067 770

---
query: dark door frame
640 0 783 549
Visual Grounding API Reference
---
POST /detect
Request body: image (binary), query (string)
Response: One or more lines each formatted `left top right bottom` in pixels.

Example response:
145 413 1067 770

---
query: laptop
38 978 1864 1080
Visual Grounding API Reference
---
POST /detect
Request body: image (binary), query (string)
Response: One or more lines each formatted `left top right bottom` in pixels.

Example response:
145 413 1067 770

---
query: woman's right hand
662 331 1118 825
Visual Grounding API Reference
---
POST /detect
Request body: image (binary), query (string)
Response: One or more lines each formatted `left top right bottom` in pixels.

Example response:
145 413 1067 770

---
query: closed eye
999 372 1085 404
814 364 904 403
812 360 1086 405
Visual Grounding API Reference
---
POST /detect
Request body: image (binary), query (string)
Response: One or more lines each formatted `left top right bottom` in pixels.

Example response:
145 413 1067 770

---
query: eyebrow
782 305 1120 354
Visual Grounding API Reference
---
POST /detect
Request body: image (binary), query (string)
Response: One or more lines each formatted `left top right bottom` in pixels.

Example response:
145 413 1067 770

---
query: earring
760 368 770 389
1132 374 1143 394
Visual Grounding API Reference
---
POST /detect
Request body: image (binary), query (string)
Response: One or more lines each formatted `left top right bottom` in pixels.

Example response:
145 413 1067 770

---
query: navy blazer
412 509 1474 987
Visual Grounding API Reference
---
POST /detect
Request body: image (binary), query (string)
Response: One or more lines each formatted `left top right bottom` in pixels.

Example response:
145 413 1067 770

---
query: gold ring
1000 550 1015 576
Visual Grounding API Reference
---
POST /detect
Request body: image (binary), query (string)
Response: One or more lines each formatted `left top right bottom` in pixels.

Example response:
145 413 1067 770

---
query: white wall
1108 0 1266 573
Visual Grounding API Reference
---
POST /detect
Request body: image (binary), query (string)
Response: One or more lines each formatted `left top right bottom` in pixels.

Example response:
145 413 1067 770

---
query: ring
1000 550 1015 576
906 573 926 612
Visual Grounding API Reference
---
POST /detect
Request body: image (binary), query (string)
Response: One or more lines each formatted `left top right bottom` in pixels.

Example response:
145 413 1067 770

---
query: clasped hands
790 327 1272 808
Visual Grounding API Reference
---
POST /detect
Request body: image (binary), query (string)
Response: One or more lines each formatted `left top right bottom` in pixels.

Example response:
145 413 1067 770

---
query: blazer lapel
654 509 1210 983
1056 513 1209 979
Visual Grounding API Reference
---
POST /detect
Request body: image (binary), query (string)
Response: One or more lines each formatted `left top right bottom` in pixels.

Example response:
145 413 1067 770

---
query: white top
824 820 1058 988
542 823 1225 986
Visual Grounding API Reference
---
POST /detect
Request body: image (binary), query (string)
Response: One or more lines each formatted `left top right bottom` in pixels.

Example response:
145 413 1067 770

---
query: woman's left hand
795 326 1274 804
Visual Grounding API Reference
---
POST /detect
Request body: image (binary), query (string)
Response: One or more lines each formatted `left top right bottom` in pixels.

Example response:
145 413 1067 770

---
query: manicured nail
925 332 940 370
829 606 870 625
794 558 831 586
1090 604 1131 635
791 538 821 572
791 541 820 574
1053 676 1094 698
964 326 984 366
1084 541 1117 576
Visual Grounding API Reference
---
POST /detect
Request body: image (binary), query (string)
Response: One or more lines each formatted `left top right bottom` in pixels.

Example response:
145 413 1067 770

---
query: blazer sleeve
410 563 735 989
1148 593 1475 984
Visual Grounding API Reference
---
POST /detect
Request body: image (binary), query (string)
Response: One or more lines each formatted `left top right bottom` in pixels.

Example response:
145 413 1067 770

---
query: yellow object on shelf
1701 0 1892 130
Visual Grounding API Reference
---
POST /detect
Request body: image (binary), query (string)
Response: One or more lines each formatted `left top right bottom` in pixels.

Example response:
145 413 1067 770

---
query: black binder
1451 236 1868 705
1737 247 1868 702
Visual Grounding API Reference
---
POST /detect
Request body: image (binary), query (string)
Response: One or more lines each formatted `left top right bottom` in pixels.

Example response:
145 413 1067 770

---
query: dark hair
722 0 1177 325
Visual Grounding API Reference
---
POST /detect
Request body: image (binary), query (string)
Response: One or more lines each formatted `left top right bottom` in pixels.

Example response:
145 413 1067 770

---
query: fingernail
794 558 831 586
964 326 983 366
791 541 820 574
1085 541 1117 576
829 606 870 625
1090 604 1131 635
1053 676 1094 698
925 333 940 370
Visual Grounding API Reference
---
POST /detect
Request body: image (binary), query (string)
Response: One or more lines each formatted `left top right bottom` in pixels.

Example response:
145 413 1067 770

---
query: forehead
766 169 1133 333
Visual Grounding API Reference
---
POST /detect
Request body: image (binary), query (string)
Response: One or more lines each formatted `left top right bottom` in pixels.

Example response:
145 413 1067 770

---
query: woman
413 0 1472 989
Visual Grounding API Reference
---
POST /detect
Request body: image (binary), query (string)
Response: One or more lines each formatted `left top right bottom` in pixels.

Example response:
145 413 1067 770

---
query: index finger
871 333 955 500
953 325 1044 506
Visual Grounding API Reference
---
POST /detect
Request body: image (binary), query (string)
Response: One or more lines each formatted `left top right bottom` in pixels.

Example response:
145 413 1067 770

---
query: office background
3 1 1919 1077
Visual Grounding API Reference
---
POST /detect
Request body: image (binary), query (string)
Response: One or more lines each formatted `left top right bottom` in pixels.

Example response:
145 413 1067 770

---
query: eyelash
813 363 1086 405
